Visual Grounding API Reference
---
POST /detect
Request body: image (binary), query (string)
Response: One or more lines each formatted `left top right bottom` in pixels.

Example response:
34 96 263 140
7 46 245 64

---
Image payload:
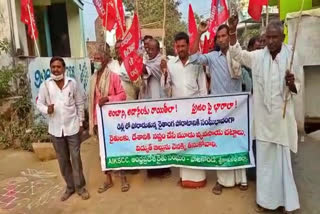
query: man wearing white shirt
37 57 89 201
161 32 208 188
228 16 300 213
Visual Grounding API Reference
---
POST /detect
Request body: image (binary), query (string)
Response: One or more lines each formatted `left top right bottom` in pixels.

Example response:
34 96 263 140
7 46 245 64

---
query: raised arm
190 21 208 55
189 22 210 66
160 59 172 97
228 15 254 69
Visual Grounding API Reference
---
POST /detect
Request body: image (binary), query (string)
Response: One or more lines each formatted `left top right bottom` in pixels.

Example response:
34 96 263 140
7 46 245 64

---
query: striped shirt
190 51 242 95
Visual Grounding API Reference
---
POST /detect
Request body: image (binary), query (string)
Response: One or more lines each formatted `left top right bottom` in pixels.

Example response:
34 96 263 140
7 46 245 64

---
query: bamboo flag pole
282 0 305 119
162 0 167 56
114 0 125 37
104 1 108 50
27 4 40 57
27 2 52 105
266 4 269 26
135 0 139 19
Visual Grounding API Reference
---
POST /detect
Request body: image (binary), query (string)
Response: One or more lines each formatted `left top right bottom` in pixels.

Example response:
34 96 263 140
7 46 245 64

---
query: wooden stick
282 0 305 119
162 0 167 56
135 0 139 19
114 0 125 37
104 1 108 48
27 3 52 106
266 5 269 26
27 4 40 57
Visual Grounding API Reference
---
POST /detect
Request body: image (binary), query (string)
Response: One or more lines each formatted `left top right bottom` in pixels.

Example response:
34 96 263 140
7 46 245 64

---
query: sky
82 0 212 41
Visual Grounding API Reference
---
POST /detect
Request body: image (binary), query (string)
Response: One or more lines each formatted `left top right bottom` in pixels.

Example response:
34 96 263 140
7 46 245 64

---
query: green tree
123 0 187 55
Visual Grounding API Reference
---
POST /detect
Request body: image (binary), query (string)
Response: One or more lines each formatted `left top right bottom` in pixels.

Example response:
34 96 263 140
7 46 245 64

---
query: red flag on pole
21 0 38 40
248 0 269 21
188 4 197 52
120 14 143 81
93 0 117 31
202 35 209 54
208 0 229 49
115 0 126 40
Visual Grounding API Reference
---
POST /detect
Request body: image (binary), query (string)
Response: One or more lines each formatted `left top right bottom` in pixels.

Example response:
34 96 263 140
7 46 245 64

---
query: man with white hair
228 15 301 214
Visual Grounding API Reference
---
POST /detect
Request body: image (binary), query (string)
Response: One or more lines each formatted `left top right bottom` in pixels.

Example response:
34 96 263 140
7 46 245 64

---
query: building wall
304 66 320 118
14 0 30 56
0 0 12 66
287 10 320 131
66 0 85 57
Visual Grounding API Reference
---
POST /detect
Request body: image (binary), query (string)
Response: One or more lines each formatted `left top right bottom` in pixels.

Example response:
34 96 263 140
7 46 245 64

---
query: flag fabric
21 0 38 40
248 0 269 21
93 0 117 31
202 35 209 54
188 4 198 52
208 0 229 49
120 14 143 81
115 0 126 40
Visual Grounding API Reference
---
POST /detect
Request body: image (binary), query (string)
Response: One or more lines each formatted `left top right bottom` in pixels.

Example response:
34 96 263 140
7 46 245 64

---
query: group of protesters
37 14 301 213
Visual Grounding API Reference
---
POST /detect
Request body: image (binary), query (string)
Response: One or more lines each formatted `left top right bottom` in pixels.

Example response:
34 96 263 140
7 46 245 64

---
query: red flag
248 0 269 21
208 0 229 49
93 0 117 31
115 0 126 40
120 14 143 81
188 4 197 52
21 0 38 40
202 35 209 54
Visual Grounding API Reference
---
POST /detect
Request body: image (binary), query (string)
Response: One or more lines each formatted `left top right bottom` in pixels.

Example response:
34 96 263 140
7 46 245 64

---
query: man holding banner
140 39 171 178
88 51 129 193
228 15 301 213
161 32 208 188
190 23 247 194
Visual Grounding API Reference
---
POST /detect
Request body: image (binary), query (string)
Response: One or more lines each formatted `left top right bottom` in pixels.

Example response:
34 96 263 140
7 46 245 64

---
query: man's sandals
212 182 248 195
255 205 295 213
97 182 114 193
120 176 130 192
212 182 223 195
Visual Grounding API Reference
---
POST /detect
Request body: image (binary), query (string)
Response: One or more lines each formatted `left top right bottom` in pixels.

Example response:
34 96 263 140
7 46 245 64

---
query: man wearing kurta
140 39 171 178
161 32 208 188
228 16 300 213
88 51 129 193
190 24 247 194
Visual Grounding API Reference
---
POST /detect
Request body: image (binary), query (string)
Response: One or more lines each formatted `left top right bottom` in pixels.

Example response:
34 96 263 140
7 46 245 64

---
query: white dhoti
180 168 206 188
256 140 300 212
217 169 247 187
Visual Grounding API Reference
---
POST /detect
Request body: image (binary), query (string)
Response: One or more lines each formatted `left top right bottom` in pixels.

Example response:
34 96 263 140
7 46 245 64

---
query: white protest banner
98 93 254 171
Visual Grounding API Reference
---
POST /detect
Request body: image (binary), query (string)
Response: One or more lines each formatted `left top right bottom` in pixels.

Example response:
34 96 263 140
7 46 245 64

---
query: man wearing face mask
88 51 127 193
37 57 89 201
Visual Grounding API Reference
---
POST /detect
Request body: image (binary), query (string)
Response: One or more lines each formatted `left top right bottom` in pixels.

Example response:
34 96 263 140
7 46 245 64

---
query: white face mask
94 61 102 71
51 73 64 81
